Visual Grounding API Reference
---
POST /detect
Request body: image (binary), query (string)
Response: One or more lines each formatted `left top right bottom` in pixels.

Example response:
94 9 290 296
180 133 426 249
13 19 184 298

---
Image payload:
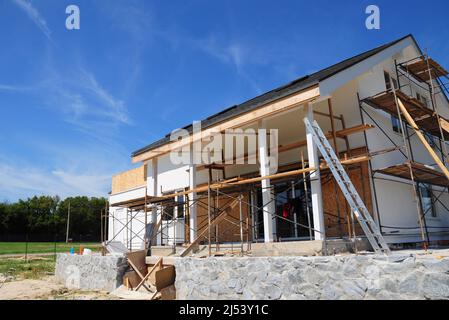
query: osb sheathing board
321 148 373 238
112 165 147 194
195 192 251 243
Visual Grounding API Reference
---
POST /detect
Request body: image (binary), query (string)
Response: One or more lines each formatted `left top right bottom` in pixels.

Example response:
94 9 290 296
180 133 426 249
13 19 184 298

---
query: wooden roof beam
132 86 320 163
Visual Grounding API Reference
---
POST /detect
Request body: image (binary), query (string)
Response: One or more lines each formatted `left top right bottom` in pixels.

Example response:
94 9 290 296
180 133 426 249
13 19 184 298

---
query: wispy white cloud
0 66 133 201
0 161 111 201
196 36 248 72
0 84 30 91
79 70 130 125
12 0 52 40
0 141 129 201
196 37 262 93
2 2 142 201
101 2 153 100
36 66 132 145
155 29 263 94
103 2 151 42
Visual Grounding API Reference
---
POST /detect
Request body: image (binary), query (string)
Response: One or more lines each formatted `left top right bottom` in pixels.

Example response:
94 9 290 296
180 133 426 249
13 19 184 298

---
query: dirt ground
0 276 119 300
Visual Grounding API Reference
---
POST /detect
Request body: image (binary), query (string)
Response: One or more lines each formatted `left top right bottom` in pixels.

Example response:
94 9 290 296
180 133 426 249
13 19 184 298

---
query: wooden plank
111 165 147 194
313 110 343 120
126 250 147 276
404 58 448 82
160 285 176 300
123 271 141 289
328 99 339 155
127 258 152 292
335 124 374 137
376 162 449 187
136 257 163 291
367 91 431 118
322 160 372 238
440 118 449 134
154 266 175 291
366 91 449 139
397 97 449 181
322 155 370 167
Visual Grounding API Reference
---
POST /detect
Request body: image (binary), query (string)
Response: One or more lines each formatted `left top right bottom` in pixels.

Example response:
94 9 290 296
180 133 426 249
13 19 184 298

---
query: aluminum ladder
304 118 391 255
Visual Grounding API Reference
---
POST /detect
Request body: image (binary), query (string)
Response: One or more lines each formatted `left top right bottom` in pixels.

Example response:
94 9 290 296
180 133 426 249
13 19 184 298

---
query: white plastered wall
108 186 147 249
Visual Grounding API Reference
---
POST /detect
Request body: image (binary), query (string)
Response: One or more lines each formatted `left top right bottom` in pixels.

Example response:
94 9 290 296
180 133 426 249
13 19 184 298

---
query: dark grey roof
132 34 416 157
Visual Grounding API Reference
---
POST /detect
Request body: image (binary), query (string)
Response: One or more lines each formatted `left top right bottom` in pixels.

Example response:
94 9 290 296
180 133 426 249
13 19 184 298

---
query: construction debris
123 253 176 300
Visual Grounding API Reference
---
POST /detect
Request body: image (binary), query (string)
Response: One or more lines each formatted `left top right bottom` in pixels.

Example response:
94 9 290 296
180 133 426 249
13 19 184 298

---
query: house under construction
104 34 449 257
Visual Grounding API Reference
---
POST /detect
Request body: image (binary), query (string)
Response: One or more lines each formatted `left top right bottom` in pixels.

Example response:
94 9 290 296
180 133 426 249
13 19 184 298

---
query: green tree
0 196 107 241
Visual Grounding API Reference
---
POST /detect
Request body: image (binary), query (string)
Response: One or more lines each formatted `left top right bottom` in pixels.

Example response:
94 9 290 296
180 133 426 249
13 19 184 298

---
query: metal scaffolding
358 53 449 249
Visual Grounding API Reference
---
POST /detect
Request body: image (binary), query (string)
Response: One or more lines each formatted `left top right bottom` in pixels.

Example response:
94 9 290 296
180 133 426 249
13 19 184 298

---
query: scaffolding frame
358 53 449 249
103 166 322 256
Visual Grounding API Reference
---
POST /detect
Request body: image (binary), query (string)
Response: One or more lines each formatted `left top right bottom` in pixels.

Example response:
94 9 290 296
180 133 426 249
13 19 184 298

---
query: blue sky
0 0 448 201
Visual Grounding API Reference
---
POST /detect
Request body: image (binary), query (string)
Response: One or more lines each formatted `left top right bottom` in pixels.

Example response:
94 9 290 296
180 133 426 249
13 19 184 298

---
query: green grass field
0 242 101 255
0 257 55 279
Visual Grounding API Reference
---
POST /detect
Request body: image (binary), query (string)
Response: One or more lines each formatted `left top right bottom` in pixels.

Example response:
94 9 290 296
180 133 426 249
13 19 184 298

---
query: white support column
108 207 115 241
150 158 158 221
149 158 159 245
189 151 198 243
305 103 325 240
250 189 258 241
258 120 276 243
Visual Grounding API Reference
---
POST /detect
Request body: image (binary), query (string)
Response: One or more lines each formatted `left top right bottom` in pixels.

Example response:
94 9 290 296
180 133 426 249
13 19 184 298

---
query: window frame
419 183 437 219
384 71 398 92
161 189 185 221
384 71 392 91
391 115 403 134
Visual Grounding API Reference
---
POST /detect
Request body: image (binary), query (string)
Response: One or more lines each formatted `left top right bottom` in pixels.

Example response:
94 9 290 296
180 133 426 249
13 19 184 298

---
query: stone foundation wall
174 254 449 300
55 254 128 292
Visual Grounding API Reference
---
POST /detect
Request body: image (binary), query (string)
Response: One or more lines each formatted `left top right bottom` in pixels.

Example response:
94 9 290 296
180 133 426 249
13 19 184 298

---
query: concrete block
55 253 127 292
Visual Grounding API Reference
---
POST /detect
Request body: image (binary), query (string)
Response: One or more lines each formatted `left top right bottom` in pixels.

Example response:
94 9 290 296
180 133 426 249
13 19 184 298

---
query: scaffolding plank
110 196 165 208
363 90 449 139
401 58 448 82
440 118 449 134
376 162 449 187
396 97 449 181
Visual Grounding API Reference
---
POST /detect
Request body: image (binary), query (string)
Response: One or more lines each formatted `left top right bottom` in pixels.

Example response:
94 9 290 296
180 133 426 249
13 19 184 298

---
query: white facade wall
108 207 146 250
108 186 147 249
151 153 190 245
